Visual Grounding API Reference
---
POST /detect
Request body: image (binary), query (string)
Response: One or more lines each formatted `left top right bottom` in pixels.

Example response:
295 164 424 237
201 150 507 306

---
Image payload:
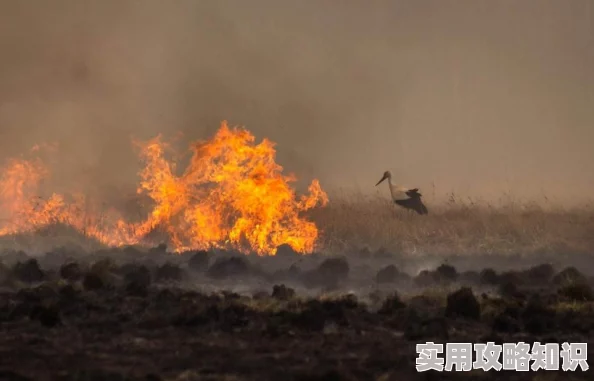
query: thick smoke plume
0 0 592 205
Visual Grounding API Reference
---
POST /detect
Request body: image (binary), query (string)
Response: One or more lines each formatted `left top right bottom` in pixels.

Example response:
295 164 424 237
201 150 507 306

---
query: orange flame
0 121 329 255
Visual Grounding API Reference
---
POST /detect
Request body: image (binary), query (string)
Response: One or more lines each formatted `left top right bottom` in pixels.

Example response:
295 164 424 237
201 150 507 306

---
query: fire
0 121 329 255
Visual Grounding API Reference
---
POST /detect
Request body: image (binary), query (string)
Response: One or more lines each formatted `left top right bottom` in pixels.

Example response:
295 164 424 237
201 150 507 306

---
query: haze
0 0 592 205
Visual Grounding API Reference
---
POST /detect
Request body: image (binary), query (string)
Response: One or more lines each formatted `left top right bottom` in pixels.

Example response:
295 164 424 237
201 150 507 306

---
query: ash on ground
1 244 593 380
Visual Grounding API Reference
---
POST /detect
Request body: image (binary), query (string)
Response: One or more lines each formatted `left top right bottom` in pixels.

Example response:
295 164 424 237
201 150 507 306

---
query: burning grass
2 187 594 260
2 193 593 261
0 121 328 256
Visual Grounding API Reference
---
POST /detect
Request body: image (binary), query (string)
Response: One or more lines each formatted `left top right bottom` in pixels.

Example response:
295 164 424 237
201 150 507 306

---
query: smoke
0 0 592 205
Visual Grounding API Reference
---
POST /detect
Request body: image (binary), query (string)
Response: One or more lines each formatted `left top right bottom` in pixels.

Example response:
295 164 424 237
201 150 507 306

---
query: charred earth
0 247 593 380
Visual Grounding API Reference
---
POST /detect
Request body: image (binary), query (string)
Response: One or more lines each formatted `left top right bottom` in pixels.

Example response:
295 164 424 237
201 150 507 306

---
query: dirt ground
1 246 593 381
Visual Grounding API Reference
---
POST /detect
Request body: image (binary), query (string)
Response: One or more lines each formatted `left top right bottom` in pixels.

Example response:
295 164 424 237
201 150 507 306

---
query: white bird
375 170 428 215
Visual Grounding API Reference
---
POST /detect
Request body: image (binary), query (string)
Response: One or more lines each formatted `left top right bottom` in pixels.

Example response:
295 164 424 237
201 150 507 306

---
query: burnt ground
0 245 593 380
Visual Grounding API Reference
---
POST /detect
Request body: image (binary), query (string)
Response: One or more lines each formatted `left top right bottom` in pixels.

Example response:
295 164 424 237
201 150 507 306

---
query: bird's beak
375 174 387 186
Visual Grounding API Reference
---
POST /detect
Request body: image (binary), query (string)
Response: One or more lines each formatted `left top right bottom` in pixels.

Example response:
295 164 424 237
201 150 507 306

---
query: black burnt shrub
302 257 350 289
121 264 151 286
222 291 241 301
553 267 587 285
375 265 400 284
290 296 361 331
407 295 443 320
413 270 435 287
435 263 458 283
525 263 554 283
219 303 252 332
154 289 183 310
252 290 269 300
375 265 398 283
59 262 82 282
122 264 152 296
207 256 251 279
274 244 300 260
316 257 349 283
6 288 52 321
558 307 594 334
327 294 360 312
373 247 395 259
6 302 33 321
271 284 295 300
0 262 12 284
502 305 521 319
90 258 116 274
404 312 449 341
173 301 254 332
172 303 220 327
154 262 183 283
377 292 406 315
492 314 521 333
29 304 61 328
15 287 43 303
272 264 302 283
445 287 481 320
492 306 522 333
59 283 78 298
459 271 480 285
291 302 336 331
558 281 594 302
479 268 498 285
82 272 105 291
498 282 524 299
522 295 557 335
498 271 523 286
12 259 44 283
58 284 81 309
187 250 210 272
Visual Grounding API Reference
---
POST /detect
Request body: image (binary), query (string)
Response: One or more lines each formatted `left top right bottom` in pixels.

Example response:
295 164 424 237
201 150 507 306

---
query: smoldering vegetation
1 244 593 380
2 240 594 295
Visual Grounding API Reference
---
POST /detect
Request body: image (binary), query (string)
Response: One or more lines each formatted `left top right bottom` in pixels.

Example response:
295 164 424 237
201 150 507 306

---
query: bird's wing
414 197 429 214
394 196 429 214
406 188 422 198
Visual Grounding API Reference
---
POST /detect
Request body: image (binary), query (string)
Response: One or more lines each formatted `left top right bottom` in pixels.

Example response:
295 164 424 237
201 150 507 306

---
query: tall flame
0 121 329 255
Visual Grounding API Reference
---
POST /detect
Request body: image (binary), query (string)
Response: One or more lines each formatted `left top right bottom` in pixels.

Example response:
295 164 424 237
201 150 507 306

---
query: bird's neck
386 178 398 199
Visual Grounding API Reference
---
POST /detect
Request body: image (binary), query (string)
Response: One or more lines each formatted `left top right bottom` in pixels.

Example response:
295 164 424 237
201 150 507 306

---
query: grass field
0 189 593 260
310 190 594 257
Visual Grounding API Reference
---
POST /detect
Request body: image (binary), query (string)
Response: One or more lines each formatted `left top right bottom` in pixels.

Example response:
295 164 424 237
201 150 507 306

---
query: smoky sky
0 0 592 204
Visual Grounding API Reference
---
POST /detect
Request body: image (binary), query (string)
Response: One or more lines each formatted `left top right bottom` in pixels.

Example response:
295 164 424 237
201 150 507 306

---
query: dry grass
310 190 594 257
1 190 593 258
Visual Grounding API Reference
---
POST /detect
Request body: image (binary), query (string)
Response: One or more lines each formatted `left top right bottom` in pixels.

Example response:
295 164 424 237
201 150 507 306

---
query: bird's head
375 171 391 186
